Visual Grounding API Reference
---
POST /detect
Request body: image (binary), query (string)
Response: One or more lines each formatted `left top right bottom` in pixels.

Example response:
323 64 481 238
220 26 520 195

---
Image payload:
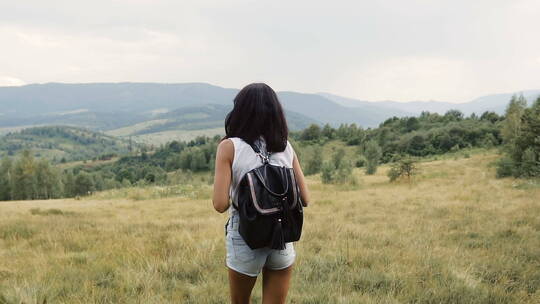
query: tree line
0 135 220 201
291 108 504 183
1 96 538 201
293 109 503 161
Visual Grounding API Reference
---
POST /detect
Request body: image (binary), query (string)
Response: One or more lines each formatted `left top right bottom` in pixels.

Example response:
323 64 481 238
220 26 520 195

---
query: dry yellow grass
0 152 539 303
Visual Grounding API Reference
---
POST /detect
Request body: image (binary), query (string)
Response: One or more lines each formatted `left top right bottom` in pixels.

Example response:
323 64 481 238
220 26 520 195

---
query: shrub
364 141 382 175
300 124 322 141
321 161 335 184
304 145 323 175
335 160 356 185
355 156 366 168
520 147 540 178
332 148 346 167
496 157 514 178
320 149 356 185
388 156 419 182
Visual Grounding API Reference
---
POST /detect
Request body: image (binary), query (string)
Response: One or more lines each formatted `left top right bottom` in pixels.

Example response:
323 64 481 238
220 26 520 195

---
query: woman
212 83 310 304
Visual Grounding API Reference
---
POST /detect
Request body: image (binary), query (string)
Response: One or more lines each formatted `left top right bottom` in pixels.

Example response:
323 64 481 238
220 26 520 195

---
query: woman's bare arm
292 152 310 207
212 139 234 213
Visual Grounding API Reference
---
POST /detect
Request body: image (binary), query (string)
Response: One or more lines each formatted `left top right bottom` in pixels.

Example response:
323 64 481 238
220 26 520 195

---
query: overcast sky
1 0 539 102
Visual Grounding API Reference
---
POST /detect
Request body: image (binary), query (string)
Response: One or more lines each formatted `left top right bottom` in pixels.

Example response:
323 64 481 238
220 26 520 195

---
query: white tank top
228 136 295 216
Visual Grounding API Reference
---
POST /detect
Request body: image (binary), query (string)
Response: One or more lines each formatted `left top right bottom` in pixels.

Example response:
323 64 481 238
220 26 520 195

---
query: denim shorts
225 213 296 277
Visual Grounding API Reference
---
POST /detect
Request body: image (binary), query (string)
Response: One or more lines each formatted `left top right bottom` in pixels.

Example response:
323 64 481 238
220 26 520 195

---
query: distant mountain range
319 90 540 116
0 82 538 143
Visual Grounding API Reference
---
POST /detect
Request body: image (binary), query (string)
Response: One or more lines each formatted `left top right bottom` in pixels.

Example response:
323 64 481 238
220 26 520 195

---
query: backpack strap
249 140 271 164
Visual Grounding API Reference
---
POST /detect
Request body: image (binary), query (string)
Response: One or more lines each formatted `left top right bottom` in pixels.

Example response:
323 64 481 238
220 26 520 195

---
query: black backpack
232 141 303 250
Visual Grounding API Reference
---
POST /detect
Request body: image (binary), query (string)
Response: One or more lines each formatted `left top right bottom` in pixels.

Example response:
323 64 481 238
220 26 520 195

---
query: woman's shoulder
220 137 244 146
217 138 234 156
227 137 250 150
220 137 251 155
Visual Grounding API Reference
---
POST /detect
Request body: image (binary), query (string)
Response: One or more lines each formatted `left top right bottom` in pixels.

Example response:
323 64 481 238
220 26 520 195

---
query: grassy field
105 119 170 137
112 128 225 145
0 152 539 303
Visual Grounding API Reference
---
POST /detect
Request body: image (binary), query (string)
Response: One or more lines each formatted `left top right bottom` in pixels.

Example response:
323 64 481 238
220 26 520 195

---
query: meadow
0 152 539 303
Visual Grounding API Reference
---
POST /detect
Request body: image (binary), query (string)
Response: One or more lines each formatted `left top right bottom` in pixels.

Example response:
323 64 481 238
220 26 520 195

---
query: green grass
118 128 225 145
0 153 538 303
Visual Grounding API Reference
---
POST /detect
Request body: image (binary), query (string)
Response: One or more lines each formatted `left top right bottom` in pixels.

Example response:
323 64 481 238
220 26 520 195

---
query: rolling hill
0 126 134 162
103 104 318 144
0 83 322 140
1 83 538 145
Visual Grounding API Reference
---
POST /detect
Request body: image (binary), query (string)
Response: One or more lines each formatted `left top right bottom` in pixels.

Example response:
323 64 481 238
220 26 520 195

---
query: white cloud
330 56 469 102
0 0 539 101
0 76 26 86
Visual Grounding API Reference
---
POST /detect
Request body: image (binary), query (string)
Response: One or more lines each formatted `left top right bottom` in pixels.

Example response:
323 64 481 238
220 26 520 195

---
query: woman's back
227 136 295 216
212 83 310 303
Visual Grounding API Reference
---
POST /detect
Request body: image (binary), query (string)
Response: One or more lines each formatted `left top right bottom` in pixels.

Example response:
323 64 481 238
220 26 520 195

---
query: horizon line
1 81 539 105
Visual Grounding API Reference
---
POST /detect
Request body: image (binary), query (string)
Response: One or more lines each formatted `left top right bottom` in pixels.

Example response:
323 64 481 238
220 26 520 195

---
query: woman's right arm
212 139 234 213
292 152 310 207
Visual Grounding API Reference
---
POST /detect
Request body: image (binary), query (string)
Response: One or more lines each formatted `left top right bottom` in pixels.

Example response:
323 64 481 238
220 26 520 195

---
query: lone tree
388 156 419 182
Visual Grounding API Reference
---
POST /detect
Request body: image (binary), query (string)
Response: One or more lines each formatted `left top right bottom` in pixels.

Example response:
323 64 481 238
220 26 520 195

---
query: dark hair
225 83 288 152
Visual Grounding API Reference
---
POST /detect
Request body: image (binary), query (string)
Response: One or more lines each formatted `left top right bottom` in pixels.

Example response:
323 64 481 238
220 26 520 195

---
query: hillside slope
0 82 438 132
0 126 133 161
2 83 539 137
104 104 318 144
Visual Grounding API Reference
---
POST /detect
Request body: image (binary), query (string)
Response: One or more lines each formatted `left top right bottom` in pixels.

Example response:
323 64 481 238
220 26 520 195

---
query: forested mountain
0 111 149 131
0 82 388 130
0 83 320 142
2 83 536 139
0 126 133 162
0 82 237 115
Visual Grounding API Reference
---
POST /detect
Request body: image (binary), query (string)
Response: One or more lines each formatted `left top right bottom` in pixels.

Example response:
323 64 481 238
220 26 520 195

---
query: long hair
225 83 288 152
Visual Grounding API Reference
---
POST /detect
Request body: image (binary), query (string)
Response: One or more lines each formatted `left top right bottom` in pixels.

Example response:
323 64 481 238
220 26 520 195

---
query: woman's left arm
212 139 234 213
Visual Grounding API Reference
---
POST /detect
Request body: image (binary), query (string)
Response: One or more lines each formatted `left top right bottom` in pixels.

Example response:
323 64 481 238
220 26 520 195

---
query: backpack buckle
257 152 270 164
